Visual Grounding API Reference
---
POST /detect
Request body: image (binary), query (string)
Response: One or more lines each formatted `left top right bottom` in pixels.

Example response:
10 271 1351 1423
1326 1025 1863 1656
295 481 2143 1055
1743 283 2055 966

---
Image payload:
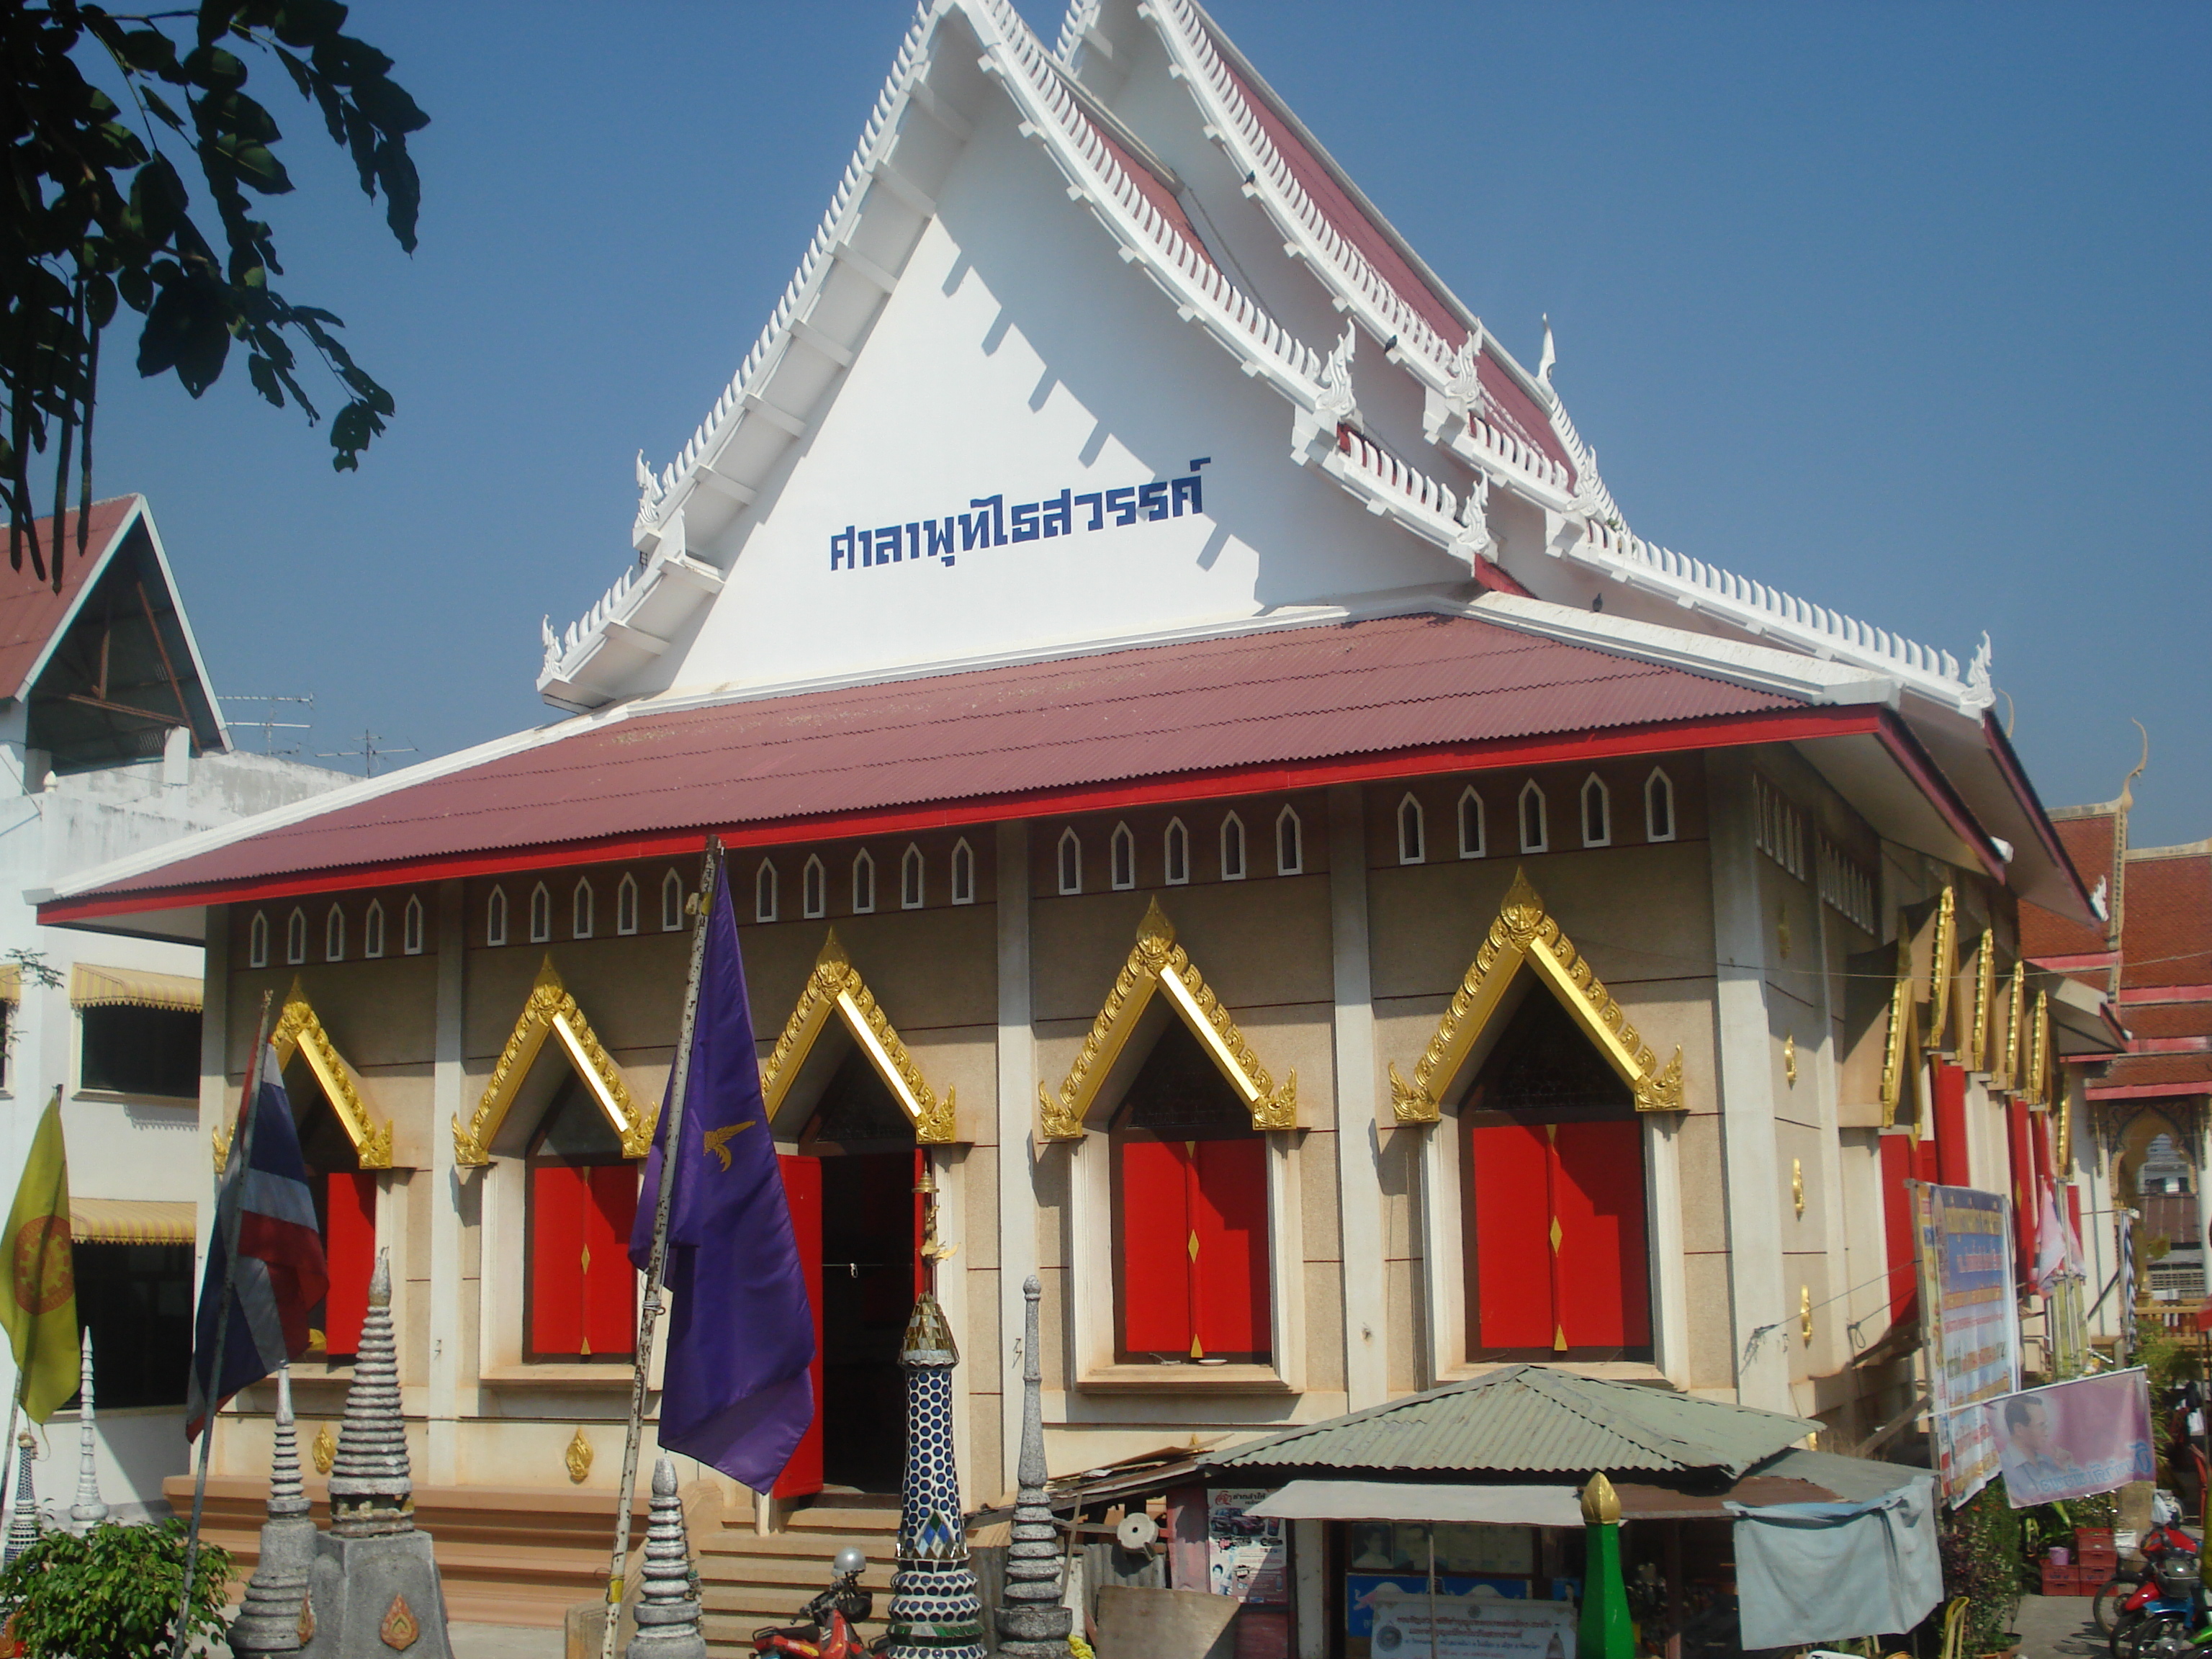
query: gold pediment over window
1879 924 1917 1129
273 979 394 1168
760 930 957 1145
1037 897 1296 1141
454 958 647 1166
1389 870 1685 1125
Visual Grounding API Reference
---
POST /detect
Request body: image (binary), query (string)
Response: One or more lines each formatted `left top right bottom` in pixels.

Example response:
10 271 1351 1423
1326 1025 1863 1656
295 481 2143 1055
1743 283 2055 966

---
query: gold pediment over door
273 979 394 1168
1389 869 1685 1125
454 957 647 1166
1037 897 1296 1141
760 930 956 1145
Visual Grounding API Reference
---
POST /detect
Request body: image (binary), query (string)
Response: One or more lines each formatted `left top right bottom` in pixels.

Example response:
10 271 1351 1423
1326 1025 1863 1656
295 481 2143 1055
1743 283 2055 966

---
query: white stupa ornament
624 1456 706 1659
69 1326 106 1532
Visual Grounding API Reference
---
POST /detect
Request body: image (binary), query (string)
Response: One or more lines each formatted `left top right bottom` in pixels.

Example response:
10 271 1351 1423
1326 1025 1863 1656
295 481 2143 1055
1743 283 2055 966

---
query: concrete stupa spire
68 1326 106 1532
884 1294 985 1659
624 1456 706 1659
992 1276 1071 1657
326 1251 411 1537
229 1364 316 1658
3 1430 37 1562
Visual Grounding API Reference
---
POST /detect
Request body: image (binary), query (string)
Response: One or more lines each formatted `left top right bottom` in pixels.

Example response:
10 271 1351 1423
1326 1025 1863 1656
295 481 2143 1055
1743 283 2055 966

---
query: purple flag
631 868 814 1491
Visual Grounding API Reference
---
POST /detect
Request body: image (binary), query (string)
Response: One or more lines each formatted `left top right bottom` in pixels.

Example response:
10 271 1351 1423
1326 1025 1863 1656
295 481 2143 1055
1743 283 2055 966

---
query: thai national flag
187 1044 330 1440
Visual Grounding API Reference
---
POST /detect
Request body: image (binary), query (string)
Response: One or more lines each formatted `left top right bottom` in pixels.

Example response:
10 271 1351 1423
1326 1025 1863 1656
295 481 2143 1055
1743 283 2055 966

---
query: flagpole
602 837 724 1659
169 989 274 1659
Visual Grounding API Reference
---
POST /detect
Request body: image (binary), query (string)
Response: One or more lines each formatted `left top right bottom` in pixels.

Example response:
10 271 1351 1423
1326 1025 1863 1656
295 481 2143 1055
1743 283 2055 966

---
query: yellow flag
0 1093 76 1421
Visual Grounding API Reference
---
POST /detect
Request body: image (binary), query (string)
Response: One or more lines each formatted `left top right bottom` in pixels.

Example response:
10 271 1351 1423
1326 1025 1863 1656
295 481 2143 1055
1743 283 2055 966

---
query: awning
1246 1481 1584 1528
70 1197 194 1244
0 963 17 1002
69 963 202 1011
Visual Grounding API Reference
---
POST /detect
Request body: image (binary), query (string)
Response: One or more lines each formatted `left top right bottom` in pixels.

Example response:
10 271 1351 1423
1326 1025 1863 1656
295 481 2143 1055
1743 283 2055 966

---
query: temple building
37 0 2117 1640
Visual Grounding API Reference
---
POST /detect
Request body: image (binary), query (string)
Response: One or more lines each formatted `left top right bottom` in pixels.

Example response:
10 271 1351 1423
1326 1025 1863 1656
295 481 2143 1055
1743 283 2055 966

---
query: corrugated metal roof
1208 1366 1819 1479
0 496 138 699
60 612 1794 906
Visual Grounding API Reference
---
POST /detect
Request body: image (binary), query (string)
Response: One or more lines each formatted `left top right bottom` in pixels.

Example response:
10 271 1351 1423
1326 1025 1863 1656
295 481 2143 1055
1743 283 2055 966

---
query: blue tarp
1728 1475 1943 1648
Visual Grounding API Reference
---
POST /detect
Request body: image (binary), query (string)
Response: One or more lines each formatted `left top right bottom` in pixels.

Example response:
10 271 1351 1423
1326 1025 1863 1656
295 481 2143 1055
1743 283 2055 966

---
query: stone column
426 881 467 1485
994 821 1037 1491
1328 783 1390 1411
994 1277 1070 1658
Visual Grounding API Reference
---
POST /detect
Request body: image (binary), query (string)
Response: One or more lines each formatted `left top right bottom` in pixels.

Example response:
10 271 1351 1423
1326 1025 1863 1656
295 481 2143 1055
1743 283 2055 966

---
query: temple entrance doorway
776 1046 922 1498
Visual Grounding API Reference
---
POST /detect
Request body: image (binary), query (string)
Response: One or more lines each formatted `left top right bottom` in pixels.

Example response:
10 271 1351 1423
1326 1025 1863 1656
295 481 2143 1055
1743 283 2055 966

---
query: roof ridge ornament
1537 314 1557 388
1443 330 1488 421
1452 473 1495 562
1964 631 1995 713
634 449 665 530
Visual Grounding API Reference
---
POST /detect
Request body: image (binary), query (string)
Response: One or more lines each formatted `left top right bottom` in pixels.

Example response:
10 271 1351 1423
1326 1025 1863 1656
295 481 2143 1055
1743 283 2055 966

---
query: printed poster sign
1207 1487 1288 1604
1349 1576 1529 1642
1982 1370 2156 1507
1912 1182 2021 1505
1356 1582 1575 1659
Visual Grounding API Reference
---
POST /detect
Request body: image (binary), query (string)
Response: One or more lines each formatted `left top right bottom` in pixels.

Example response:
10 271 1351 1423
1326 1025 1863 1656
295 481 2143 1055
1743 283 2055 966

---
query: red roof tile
2119 1004 2212 1040
0 497 138 699
58 612 1797 906
2095 1051 2212 1092
2121 850 2212 991
2020 809 2118 962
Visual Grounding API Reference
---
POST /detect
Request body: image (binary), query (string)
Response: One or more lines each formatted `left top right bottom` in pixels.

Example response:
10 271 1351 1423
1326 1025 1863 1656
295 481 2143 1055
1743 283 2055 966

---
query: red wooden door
581 1165 639 1357
773 1155 824 1500
1470 1120 1648 1352
529 1165 639 1358
1469 1123 1554 1349
1118 1138 1271 1360
1554 1120 1649 1349
323 1171 377 1357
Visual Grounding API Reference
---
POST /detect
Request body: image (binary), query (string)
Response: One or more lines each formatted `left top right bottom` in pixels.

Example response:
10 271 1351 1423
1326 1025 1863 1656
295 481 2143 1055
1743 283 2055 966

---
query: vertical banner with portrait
1207 1488 1290 1604
1979 1370 2156 1506
1911 1182 2022 1506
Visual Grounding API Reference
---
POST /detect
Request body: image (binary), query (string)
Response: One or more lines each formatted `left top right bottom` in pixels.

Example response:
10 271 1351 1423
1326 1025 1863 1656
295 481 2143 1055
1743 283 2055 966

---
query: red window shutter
1913 1131 1941 1188
1192 1138 1270 1359
1933 1063 1969 1186
773 1155 824 1501
1120 1140 1196 1356
323 1172 377 1357
529 1166 587 1357
1879 1132 1919 1325
1470 1123 1555 1350
1552 1121 1650 1349
581 1165 639 1358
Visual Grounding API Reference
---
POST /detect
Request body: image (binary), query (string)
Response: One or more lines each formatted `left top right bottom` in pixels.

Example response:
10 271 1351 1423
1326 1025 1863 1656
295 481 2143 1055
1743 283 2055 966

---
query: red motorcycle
752 1547 888 1659
2095 1501 2201 1637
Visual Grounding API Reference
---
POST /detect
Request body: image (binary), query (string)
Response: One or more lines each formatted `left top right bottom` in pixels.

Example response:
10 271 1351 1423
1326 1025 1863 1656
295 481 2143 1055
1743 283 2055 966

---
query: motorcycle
752 1547 889 1659
2097 1497 2203 1638
2110 1549 2206 1659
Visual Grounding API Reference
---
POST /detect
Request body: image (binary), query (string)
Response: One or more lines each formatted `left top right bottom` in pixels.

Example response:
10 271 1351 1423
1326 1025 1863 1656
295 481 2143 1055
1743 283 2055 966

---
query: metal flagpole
602 837 724 1659
169 989 274 1659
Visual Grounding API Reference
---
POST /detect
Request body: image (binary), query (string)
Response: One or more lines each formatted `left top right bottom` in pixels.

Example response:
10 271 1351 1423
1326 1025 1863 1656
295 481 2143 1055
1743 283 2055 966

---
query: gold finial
565 1427 593 1484
1137 895 1175 946
312 1423 336 1474
914 1160 959 1272
1581 1472 1621 1526
816 927 850 975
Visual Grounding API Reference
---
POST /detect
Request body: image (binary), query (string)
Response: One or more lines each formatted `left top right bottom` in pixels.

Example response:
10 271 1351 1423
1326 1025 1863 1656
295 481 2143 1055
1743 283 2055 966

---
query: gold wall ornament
273 979 394 1167
311 1423 336 1475
1038 897 1297 1141
1791 1159 1804 1218
760 931 958 1144
2002 966 2027 1092
1388 870 1686 1124
379 1592 420 1652
1799 1285 1812 1344
212 1120 233 1174
565 1427 593 1484
2027 989 2051 1107
1581 1471 1621 1527
1783 1033 1797 1087
453 957 648 1167
1924 886 1957 1052
297 1600 315 1646
1967 930 1995 1073
1879 925 1913 1129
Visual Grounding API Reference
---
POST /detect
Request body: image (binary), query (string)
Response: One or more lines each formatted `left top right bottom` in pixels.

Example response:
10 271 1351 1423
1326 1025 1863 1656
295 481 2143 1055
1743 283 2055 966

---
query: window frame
1275 806 1303 876
950 839 975 905
1220 812 1246 881
1518 781 1549 855
363 900 385 960
901 844 925 910
660 870 684 932
403 895 426 955
616 873 639 936
1581 774 1611 849
287 908 308 966
1110 822 1136 891
1645 768 1676 844
852 849 876 915
249 911 270 968
1164 819 1190 886
572 879 594 940
1058 828 1083 896
755 860 779 924
487 887 508 948
1397 793 1426 866
529 883 552 945
803 855 827 920
1458 786 1486 860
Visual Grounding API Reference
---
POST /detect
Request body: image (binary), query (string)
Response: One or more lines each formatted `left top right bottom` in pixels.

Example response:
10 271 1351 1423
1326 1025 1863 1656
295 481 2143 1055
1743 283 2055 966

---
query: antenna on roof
218 693 313 756
315 729 416 779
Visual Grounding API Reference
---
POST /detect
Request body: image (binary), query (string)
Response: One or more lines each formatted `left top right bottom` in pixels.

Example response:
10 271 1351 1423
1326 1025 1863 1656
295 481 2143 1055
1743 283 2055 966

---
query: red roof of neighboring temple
2087 841 2212 1099
2021 807 2121 972
0 496 140 699
42 611 1822 916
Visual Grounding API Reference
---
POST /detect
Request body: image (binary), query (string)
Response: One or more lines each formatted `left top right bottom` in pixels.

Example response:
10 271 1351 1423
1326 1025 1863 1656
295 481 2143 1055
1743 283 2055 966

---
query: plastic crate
2077 1528 2116 1552
2041 1565 2082 1595
2078 1549 2121 1579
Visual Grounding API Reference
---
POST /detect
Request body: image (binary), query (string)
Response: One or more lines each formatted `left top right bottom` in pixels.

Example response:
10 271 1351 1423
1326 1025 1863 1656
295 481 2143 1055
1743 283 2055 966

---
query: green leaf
247 351 286 407
125 155 191 247
351 75 428 137
181 44 249 91
139 86 188 133
116 27 184 78
212 134 293 194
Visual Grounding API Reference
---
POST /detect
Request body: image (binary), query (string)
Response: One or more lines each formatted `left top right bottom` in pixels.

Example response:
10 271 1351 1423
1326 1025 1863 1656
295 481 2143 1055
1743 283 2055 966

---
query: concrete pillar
426 881 465 1484
995 822 1036 1492
1704 752 1792 1412
1328 784 1390 1412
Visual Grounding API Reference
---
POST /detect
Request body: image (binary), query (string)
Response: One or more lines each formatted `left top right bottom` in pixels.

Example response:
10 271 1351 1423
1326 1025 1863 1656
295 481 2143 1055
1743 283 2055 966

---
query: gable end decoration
1923 886 1957 1051
1879 925 1914 1130
453 957 647 1166
273 979 393 1169
761 930 957 1144
1038 897 1295 1141
1966 929 1994 1073
1388 869 1684 1125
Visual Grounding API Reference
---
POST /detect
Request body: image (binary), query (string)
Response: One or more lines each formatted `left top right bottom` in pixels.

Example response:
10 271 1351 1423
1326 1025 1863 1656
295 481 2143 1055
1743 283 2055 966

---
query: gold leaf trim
1879 923 1913 1130
1387 869 1686 1125
760 930 958 1144
453 958 647 1167
1037 897 1296 1140
2026 989 2051 1108
273 979 394 1169
1925 886 1956 1053
1967 930 1995 1073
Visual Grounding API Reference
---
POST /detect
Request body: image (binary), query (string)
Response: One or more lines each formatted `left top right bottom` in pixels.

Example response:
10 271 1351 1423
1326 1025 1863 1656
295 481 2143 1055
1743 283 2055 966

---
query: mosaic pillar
884 1295 985 1659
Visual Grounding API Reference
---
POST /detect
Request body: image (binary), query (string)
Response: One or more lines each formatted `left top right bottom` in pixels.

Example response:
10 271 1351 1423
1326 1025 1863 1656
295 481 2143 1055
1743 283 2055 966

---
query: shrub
0 1519 233 1659
1937 1479 2022 1656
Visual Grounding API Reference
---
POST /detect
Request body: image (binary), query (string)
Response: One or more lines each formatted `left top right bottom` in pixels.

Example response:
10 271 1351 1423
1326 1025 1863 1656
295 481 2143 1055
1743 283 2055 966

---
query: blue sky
86 2 2210 841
